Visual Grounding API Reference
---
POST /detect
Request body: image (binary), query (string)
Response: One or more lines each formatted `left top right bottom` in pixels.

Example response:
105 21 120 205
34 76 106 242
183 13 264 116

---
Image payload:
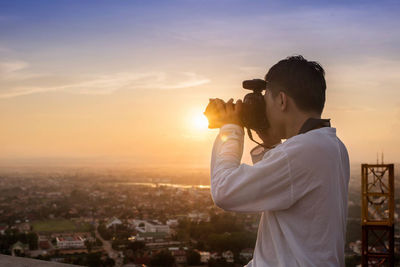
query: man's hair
265 55 326 114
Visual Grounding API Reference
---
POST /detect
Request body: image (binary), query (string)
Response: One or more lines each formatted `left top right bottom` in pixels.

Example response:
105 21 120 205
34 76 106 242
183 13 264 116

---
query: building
222 250 234 263
0 224 8 235
17 222 31 233
169 247 187 264
11 241 29 256
240 248 253 261
145 221 170 234
166 219 178 227
349 240 362 255
133 220 170 234
106 217 122 229
38 240 51 250
210 252 221 260
136 231 169 243
198 251 210 263
56 235 85 249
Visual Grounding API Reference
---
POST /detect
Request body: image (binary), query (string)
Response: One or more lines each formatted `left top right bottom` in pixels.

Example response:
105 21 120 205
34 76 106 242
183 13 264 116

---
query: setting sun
185 108 210 131
192 112 209 130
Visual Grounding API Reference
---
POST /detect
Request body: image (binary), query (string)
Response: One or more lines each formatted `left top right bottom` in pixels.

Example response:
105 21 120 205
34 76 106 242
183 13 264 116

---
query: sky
0 0 400 168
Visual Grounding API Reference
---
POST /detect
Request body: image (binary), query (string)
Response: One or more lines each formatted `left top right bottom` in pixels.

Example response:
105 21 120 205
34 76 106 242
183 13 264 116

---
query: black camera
204 78 269 133
204 78 270 147
240 79 269 132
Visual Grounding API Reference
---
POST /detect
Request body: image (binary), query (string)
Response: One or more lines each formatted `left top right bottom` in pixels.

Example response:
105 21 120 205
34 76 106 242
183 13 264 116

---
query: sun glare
186 107 210 131
184 108 214 139
192 112 209 130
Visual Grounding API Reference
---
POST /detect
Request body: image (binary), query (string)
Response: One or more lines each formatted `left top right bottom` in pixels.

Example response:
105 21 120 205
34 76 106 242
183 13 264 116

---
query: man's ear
279 91 287 111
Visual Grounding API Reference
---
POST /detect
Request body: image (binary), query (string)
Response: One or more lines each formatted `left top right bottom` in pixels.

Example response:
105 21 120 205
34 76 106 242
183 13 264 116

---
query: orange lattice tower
361 163 395 266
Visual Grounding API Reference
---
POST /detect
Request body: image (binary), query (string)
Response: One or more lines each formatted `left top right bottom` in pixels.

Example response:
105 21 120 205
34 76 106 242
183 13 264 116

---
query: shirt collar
298 118 331 134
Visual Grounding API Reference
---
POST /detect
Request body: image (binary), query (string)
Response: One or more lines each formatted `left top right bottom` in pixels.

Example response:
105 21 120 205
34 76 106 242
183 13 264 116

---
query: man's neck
284 113 321 139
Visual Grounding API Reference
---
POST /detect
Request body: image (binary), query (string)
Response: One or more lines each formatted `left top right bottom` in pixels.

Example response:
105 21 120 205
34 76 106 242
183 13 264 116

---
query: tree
86 252 102 267
187 250 201 265
95 238 103 247
104 257 115 266
26 232 38 250
208 258 231 267
98 224 112 240
85 240 92 253
127 241 145 252
150 250 175 267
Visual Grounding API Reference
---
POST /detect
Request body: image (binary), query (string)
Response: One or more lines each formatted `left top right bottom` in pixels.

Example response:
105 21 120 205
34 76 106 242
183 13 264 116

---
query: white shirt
210 124 350 267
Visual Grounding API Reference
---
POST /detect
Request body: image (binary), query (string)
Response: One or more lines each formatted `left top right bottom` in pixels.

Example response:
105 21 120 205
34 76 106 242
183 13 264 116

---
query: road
94 224 123 267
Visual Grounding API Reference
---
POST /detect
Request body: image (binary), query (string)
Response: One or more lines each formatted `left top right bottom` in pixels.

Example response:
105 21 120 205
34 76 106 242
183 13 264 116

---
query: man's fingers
226 98 234 113
235 99 243 114
214 98 226 113
214 98 225 105
205 98 220 113
204 98 243 128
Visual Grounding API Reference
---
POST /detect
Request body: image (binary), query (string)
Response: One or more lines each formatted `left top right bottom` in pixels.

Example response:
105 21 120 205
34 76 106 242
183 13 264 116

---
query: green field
32 219 92 233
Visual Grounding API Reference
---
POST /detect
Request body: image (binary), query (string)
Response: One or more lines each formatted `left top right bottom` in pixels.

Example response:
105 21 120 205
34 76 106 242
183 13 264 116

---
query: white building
0 225 8 235
349 240 362 255
106 217 122 229
132 220 170 234
199 251 210 263
240 248 253 261
222 250 234 263
56 235 85 249
166 219 178 227
145 221 170 234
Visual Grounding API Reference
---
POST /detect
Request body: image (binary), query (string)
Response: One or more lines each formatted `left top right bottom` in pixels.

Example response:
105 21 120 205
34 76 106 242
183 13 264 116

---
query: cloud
156 72 210 89
0 61 29 75
0 60 45 83
0 62 210 98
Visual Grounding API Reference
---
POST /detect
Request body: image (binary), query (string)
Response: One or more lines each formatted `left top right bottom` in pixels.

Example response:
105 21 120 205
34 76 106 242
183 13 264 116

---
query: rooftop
0 254 75 267
56 236 83 242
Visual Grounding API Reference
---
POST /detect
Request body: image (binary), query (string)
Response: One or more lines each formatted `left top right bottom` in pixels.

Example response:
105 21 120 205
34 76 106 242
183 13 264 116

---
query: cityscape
0 164 399 266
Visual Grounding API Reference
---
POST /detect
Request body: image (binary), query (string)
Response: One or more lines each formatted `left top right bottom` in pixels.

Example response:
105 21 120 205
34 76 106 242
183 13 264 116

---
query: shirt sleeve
210 124 293 212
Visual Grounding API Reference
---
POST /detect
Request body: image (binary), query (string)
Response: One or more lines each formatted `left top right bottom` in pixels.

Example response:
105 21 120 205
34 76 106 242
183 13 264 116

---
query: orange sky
1 1 400 168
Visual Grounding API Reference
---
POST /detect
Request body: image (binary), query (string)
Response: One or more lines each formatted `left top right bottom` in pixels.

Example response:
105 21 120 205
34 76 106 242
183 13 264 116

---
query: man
205 56 349 266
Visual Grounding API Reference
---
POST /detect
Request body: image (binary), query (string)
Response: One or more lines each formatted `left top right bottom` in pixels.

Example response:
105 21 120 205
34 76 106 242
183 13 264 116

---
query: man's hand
204 98 243 129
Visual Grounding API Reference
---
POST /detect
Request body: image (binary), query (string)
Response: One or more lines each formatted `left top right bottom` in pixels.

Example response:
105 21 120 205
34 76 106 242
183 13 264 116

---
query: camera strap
298 118 331 134
246 128 275 149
